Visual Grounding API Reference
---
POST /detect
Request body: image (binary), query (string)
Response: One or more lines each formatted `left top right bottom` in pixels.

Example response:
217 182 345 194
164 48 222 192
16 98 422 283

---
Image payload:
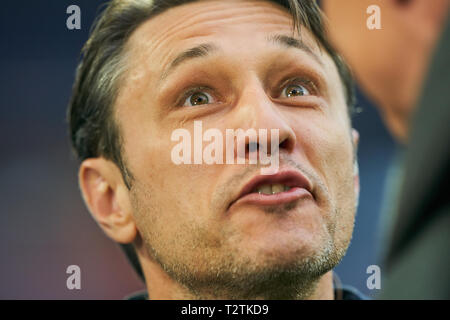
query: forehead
115 0 346 125
124 0 328 75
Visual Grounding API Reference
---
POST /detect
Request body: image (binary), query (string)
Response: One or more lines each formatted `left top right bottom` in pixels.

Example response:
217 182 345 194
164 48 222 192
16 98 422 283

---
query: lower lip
231 187 313 208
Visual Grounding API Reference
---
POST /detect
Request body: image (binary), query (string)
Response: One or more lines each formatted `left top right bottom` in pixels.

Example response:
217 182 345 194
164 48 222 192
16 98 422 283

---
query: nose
228 79 297 161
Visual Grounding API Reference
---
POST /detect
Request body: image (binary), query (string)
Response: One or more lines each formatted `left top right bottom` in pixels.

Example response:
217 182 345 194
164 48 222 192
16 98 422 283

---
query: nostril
395 0 412 6
248 141 258 153
279 137 292 151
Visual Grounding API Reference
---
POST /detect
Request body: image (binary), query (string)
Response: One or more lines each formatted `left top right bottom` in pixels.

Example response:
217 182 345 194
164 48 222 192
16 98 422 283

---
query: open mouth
229 170 314 209
251 183 295 194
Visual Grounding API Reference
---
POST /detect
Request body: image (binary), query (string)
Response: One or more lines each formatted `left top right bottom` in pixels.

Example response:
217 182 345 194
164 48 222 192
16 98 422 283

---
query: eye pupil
286 85 306 97
190 92 209 105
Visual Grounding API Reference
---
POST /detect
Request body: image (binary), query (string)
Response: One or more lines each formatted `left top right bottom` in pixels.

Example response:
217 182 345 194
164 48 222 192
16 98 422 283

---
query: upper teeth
253 184 291 195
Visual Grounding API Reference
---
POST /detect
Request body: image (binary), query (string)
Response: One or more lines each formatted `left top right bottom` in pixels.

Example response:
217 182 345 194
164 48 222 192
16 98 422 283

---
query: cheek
297 116 355 204
124 120 221 228
298 118 356 247
315 123 356 236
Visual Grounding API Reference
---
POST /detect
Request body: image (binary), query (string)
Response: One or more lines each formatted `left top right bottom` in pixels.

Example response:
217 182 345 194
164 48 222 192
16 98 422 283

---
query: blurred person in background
323 0 450 298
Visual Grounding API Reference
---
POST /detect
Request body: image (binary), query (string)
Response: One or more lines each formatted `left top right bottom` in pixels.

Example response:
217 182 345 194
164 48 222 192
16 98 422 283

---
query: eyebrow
266 34 323 66
160 34 323 81
160 43 218 81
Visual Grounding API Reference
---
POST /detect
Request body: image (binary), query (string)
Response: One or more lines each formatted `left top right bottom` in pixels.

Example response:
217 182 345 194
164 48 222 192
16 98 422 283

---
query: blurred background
0 1 397 299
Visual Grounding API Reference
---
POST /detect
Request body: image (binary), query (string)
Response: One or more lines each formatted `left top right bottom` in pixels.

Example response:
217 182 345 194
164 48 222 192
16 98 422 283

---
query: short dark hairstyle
68 0 355 189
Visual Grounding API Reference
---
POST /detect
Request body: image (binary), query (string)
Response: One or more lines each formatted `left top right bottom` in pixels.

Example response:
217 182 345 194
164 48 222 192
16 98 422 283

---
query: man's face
115 0 357 298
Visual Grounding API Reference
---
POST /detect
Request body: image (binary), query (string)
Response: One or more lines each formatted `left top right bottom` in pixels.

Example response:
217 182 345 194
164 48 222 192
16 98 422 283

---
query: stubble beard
132 184 350 300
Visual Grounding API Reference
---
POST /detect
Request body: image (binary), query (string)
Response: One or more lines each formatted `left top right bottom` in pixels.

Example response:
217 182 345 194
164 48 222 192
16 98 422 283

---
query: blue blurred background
0 1 396 299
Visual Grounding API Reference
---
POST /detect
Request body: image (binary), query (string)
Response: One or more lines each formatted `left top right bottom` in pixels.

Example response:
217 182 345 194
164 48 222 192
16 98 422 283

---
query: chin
239 226 335 270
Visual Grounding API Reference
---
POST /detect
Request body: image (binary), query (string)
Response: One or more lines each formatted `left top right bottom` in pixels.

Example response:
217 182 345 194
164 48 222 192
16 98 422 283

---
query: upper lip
230 169 313 206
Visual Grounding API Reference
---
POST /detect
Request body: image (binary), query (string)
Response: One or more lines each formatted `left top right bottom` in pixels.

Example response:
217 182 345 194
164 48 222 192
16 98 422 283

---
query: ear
79 158 136 244
351 129 360 206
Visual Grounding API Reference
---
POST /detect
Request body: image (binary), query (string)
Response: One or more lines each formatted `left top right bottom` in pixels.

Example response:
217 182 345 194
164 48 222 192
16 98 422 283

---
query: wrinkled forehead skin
114 0 348 141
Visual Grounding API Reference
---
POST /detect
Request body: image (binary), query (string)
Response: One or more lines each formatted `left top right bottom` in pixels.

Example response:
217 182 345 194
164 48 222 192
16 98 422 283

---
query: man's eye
183 91 213 107
281 83 310 98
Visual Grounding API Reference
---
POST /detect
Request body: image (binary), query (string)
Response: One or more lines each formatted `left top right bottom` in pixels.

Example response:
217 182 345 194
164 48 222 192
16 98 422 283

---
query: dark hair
68 0 355 284
68 0 355 188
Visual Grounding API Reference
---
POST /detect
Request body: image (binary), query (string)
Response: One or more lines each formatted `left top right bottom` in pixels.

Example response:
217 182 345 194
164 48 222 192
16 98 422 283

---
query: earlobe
351 129 360 207
353 160 360 208
79 158 137 244
351 128 359 148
